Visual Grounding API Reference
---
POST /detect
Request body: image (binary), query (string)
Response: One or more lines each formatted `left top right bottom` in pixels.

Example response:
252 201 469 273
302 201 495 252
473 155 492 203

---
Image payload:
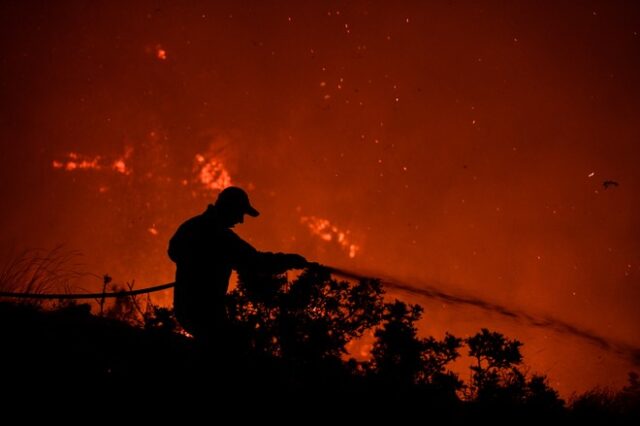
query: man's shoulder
177 214 205 230
173 210 213 238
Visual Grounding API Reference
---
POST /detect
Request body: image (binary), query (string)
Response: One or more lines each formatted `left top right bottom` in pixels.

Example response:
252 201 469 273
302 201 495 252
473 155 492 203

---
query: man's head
214 186 259 227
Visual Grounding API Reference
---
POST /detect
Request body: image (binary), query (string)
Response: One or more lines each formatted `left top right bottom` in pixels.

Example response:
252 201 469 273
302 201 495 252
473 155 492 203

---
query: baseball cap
215 186 260 217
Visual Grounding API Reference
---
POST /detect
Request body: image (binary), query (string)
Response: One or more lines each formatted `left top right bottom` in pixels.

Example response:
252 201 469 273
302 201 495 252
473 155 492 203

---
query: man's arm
227 231 307 274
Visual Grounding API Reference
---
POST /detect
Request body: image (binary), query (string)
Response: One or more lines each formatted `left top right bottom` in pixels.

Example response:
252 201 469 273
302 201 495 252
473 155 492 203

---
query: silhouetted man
168 186 306 344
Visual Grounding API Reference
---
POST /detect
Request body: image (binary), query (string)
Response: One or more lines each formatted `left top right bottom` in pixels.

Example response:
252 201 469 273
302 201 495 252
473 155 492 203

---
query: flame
193 153 232 192
300 215 360 258
52 147 132 175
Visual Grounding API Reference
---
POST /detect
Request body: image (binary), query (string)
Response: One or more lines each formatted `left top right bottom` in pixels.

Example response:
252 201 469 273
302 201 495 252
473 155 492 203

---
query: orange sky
1 1 639 396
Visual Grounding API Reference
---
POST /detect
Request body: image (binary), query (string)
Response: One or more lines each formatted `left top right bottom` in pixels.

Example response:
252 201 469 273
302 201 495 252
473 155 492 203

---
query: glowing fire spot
156 47 167 60
148 227 159 236
53 147 132 176
360 343 372 358
194 153 232 192
300 216 360 258
112 159 127 174
113 145 133 175
52 153 102 171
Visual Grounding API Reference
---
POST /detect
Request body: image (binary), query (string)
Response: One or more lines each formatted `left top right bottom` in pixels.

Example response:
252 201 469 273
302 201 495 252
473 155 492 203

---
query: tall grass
0 246 85 303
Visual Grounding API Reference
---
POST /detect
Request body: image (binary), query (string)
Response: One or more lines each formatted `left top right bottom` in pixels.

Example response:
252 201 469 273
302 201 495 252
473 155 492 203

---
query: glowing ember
300 216 360 258
193 153 232 192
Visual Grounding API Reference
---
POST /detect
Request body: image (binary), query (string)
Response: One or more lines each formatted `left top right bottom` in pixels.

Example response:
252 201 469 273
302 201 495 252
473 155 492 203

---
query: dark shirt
168 204 296 337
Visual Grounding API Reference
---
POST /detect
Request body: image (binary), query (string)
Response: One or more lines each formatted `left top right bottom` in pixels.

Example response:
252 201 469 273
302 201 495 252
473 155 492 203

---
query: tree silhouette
370 301 463 394
466 328 564 417
370 300 425 387
466 328 525 403
525 374 564 415
419 333 464 394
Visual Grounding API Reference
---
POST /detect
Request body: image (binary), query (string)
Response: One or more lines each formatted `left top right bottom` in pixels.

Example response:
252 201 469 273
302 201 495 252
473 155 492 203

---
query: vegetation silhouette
1 261 638 421
0 224 637 418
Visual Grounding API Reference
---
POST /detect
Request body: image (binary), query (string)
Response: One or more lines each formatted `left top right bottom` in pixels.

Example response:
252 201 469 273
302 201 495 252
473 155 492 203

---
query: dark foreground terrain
1 267 638 422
